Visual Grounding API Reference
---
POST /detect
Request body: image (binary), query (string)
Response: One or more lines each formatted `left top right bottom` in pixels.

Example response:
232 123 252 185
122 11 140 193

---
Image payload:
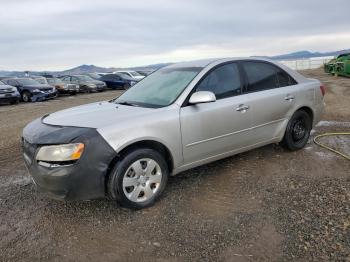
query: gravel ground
0 69 349 261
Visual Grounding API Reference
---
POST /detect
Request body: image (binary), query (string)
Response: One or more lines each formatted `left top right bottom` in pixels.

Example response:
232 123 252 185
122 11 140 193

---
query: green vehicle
324 53 350 77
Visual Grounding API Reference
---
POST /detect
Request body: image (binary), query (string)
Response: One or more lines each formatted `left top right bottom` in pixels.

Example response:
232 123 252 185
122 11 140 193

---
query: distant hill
1 49 349 77
269 49 350 60
59 64 117 75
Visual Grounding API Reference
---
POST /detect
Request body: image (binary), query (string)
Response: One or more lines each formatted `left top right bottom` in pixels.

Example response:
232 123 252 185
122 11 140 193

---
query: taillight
320 85 326 97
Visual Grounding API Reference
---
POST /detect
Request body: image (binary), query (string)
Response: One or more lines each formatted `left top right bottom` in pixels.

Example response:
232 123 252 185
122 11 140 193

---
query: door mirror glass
189 91 216 104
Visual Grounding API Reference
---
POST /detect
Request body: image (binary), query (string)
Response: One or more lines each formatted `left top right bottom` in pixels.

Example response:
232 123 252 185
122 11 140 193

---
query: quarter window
196 63 242 99
276 68 297 87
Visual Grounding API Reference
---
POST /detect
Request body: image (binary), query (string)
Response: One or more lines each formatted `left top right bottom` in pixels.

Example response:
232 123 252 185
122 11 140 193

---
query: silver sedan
22 57 325 209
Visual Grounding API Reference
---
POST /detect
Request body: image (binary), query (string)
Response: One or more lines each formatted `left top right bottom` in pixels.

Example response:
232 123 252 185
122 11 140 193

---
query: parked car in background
46 77 79 95
136 70 154 77
85 73 102 80
2 78 57 102
60 75 106 92
99 73 138 89
22 57 325 209
32 76 50 85
0 80 20 104
115 70 145 80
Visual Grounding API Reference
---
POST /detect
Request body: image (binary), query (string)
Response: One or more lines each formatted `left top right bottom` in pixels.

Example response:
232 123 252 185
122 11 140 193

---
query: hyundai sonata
22 58 325 209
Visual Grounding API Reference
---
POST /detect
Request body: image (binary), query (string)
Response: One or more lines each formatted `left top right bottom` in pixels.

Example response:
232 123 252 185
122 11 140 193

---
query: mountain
59 64 117 75
1 49 349 77
269 49 350 60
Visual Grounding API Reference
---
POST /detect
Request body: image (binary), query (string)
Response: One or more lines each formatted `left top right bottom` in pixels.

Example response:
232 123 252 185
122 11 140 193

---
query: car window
196 63 242 99
276 69 297 87
242 61 279 92
8 79 18 86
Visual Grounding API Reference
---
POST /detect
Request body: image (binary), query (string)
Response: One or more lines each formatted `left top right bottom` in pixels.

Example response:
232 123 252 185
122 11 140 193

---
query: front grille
67 84 78 90
40 88 52 92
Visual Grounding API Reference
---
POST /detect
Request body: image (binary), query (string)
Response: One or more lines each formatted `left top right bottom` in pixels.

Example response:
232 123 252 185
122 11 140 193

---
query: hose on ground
313 133 350 161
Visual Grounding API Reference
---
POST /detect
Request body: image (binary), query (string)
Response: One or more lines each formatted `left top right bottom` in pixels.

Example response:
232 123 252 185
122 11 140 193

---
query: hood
83 80 104 85
42 101 155 129
23 84 53 90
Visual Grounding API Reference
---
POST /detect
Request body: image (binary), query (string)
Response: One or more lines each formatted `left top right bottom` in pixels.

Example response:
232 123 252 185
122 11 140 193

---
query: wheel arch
295 106 314 125
104 139 174 193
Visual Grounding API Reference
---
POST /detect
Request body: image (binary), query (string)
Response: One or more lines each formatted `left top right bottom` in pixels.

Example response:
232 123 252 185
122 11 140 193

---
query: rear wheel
107 148 168 209
21 91 31 102
281 110 312 151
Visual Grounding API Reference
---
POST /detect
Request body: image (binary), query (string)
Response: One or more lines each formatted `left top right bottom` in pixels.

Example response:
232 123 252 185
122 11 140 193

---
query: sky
0 0 349 71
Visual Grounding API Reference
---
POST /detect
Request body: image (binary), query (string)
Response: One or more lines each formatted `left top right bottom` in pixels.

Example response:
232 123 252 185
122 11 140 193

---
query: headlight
36 143 85 162
87 84 96 88
130 81 136 86
32 89 42 93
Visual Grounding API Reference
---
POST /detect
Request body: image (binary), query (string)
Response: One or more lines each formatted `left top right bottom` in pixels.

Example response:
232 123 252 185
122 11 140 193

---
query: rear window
242 61 297 92
242 62 278 92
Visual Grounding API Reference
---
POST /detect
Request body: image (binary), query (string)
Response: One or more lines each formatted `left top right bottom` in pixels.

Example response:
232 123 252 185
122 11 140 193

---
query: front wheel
281 110 312 151
21 91 31 102
107 148 168 209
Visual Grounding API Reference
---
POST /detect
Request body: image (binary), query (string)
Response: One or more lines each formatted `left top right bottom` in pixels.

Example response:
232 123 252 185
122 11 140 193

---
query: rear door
180 62 253 165
241 61 299 142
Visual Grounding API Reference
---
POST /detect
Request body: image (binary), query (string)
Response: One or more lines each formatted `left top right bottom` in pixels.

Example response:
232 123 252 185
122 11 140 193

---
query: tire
107 148 169 209
21 91 31 102
281 110 312 151
10 99 19 105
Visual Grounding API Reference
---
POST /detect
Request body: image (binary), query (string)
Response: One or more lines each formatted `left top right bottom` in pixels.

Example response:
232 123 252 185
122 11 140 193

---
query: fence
278 56 334 70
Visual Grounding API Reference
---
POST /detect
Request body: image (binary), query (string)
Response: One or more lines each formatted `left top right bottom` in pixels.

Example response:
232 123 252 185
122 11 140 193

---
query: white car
115 71 145 80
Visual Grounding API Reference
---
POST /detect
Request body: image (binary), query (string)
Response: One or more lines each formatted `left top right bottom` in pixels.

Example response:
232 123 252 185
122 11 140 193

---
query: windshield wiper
116 101 139 107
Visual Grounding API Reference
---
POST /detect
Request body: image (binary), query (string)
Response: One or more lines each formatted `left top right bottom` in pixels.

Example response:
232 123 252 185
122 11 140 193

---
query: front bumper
0 93 20 103
22 118 116 200
96 85 107 91
31 91 58 102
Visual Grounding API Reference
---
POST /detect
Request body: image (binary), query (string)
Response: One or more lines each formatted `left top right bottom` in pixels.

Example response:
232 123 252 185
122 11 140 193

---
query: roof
166 58 221 68
165 57 278 69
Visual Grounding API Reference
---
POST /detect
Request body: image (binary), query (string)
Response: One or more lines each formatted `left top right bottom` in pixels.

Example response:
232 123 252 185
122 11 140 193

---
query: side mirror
189 91 216 104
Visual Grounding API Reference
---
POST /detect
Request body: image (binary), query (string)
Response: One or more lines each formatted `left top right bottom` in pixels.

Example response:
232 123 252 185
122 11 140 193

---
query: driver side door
180 62 253 166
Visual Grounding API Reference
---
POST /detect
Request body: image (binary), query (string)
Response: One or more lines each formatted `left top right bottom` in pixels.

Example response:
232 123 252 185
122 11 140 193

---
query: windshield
114 67 202 108
88 73 101 79
130 71 142 77
17 78 40 85
35 78 48 84
48 78 64 84
76 75 94 81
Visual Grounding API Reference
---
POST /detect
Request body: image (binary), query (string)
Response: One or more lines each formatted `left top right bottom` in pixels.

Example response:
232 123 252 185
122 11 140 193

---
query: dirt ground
0 69 349 261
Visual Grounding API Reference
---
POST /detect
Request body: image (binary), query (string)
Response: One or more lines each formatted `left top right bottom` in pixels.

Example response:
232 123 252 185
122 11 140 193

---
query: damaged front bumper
22 117 116 200
31 90 58 102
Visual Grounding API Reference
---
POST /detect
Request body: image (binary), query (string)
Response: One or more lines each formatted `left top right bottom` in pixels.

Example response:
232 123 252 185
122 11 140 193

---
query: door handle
236 104 250 112
284 95 295 101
